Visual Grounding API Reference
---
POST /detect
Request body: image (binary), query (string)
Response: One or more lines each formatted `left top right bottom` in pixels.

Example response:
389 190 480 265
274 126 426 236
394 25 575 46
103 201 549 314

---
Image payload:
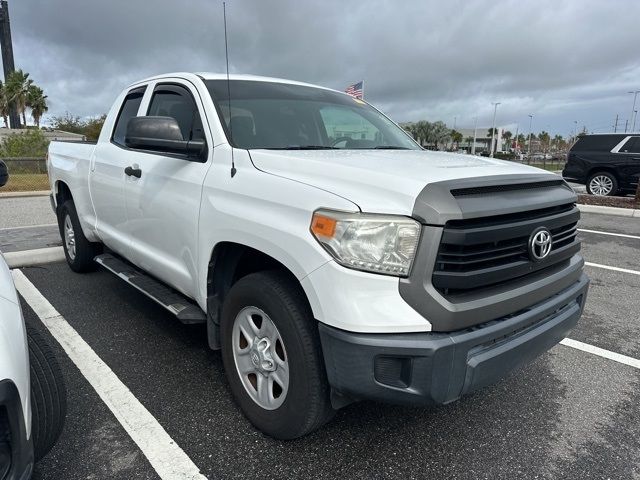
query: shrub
0 129 49 157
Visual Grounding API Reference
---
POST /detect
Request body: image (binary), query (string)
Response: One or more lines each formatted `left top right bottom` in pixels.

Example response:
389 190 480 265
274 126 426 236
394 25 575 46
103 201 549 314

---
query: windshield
205 80 420 150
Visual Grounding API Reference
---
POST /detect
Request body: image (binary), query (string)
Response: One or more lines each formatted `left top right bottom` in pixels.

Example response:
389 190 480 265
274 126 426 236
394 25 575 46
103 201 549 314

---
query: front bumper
0 381 33 480
319 273 589 407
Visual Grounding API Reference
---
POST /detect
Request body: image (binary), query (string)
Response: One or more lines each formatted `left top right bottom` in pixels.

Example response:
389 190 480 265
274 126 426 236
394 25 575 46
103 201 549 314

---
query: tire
220 270 334 440
26 323 67 461
57 200 101 272
586 171 618 196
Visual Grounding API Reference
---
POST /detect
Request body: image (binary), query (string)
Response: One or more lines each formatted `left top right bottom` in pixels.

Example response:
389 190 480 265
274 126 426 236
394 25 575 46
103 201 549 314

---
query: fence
1 158 49 192
503 155 567 173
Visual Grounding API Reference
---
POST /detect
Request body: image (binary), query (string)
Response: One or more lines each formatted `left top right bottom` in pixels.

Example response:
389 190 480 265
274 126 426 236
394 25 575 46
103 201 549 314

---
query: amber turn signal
311 213 337 238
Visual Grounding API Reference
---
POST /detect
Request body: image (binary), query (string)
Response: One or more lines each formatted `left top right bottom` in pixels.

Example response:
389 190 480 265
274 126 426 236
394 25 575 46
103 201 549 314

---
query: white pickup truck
48 72 589 439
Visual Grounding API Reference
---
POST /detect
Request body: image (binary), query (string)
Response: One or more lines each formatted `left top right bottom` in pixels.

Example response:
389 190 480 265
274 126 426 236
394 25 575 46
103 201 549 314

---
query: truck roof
132 72 337 93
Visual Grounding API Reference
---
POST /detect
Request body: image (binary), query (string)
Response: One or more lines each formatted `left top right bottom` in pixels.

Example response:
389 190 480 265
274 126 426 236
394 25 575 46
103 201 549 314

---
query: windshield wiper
264 145 338 150
373 146 411 150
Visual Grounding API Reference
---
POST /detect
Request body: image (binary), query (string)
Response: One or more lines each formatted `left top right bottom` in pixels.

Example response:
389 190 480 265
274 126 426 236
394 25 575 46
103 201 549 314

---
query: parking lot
2 198 640 479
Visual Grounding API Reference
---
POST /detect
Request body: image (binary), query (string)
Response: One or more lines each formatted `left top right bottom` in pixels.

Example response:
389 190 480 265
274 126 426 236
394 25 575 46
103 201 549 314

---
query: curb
577 204 640 218
4 246 65 268
0 190 51 198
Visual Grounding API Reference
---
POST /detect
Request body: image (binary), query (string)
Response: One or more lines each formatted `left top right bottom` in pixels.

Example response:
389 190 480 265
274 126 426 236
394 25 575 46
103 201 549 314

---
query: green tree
51 112 84 134
502 130 513 150
6 69 33 128
51 112 106 140
486 127 498 137
84 114 106 141
450 129 463 149
416 120 432 146
538 131 550 152
465 136 474 149
0 129 49 157
0 80 9 128
27 85 48 128
431 121 450 149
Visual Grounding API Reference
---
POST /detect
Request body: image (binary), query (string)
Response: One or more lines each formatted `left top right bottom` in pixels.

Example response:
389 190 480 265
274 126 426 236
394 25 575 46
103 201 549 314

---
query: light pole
490 102 500 157
634 110 638 133
471 116 477 155
628 90 640 133
527 114 534 159
573 120 578 141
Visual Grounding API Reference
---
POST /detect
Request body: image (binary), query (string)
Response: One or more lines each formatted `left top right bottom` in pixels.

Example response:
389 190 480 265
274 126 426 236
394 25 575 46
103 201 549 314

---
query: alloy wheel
589 175 613 196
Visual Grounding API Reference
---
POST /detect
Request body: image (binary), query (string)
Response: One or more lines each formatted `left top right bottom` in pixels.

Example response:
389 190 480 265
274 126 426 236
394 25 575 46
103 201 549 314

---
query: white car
47 73 589 439
0 163 66 479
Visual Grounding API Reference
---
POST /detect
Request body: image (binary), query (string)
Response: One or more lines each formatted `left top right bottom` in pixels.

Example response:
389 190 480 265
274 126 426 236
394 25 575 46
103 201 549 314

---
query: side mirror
0 160 8 187
124 116 206 159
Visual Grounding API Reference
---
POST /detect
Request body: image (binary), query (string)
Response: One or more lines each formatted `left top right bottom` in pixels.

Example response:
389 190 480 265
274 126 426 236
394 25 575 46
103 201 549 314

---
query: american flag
345 81 364 99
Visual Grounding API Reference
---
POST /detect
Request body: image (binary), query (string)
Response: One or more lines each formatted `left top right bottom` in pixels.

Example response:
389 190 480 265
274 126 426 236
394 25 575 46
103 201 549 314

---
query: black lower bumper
0 380 33 480
319 273 589 407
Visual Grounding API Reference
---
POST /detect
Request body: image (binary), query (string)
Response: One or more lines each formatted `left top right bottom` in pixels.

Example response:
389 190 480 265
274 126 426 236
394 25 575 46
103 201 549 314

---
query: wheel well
55 181 73 211
586 167 618 181
206 242 310 327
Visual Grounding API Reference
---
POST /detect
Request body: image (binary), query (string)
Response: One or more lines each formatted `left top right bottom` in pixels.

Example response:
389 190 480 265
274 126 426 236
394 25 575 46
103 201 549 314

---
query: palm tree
416 120 432 147
27 85 48 128
450 130 463 150
431 121 450 150
552 134 563 152
0 81 9 128
538 131 550 153
6 69 33 128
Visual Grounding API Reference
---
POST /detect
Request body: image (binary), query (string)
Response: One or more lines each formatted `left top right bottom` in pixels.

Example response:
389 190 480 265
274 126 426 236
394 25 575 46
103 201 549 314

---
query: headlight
310 209 421 277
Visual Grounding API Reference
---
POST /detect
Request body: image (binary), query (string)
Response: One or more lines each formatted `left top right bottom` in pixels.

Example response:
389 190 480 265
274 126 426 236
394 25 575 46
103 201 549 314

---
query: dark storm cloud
12 0 640 135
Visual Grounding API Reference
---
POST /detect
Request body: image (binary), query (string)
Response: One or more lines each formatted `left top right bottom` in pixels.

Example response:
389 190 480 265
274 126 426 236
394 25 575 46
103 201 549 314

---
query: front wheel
27 323 67 461
586 171 618 196
220 271 334 440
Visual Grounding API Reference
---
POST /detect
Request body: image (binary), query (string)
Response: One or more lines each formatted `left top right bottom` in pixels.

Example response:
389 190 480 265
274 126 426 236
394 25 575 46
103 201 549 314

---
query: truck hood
249 149 559 215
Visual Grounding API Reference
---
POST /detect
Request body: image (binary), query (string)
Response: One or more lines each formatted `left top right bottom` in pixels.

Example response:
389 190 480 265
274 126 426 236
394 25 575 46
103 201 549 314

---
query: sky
11 0 640 137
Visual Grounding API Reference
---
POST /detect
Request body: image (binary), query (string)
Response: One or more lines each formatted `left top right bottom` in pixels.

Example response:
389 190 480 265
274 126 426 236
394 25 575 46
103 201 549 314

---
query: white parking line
561 338 640 370
578 228 640 240
0 223 57 231
585 262 640 276
12 270 207 480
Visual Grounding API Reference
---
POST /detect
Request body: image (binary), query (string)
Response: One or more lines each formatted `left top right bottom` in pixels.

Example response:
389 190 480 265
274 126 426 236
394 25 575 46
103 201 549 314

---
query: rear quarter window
570 135 625 152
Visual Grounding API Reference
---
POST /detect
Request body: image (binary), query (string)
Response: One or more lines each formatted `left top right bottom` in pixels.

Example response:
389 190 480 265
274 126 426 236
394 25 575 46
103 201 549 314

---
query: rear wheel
58 200 101 272
220 271 334 440
586 171 618 196
27 323 67 461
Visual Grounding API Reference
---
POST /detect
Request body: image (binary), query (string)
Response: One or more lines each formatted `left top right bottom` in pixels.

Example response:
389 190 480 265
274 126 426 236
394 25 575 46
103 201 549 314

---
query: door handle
124 166 142 178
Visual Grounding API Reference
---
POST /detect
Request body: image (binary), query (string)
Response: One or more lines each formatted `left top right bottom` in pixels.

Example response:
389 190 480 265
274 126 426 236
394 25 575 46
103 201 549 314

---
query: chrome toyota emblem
529 228 552 261
251 351 260 367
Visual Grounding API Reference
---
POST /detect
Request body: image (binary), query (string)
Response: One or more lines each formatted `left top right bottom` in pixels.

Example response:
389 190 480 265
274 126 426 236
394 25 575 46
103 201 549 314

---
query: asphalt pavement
10 210 640 480
0 195 54 228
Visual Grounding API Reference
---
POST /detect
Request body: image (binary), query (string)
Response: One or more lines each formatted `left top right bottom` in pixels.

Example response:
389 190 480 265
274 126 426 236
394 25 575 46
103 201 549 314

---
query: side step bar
94 253 206 324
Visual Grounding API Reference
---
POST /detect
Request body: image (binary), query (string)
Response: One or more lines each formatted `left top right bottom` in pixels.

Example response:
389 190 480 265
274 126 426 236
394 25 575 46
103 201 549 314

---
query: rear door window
147 84 205 142
571 135 626 152
112 87 146 146
619 137 640 154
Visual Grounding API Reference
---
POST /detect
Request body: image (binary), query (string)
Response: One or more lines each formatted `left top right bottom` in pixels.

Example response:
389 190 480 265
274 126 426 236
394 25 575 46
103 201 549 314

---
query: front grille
433 202 581 295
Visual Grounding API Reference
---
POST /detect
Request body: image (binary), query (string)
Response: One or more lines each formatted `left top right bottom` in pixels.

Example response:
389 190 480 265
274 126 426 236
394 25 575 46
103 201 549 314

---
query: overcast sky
12 0 640 137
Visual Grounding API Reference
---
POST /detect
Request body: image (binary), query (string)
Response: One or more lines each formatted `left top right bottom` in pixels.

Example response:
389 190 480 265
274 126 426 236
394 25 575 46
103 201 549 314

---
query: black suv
562 133 640 196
